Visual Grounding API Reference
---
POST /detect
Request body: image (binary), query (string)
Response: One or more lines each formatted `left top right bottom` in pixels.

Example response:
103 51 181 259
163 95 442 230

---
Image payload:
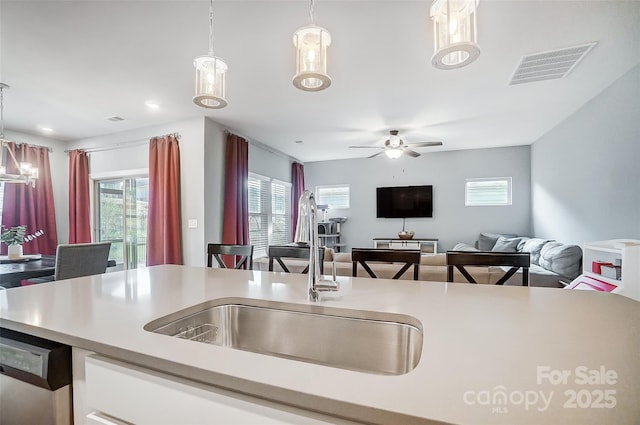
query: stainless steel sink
144 298 423 375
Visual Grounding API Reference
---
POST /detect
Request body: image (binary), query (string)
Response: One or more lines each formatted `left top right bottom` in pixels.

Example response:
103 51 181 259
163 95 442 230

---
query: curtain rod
224 130 302 164
66 132 181 154
1 138 53 152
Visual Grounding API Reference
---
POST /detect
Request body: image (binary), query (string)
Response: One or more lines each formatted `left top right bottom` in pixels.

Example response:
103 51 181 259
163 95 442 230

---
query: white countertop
1 265 638 424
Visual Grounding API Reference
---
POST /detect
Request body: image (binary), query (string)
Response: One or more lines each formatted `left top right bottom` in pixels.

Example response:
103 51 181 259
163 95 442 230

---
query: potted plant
1 225 44 259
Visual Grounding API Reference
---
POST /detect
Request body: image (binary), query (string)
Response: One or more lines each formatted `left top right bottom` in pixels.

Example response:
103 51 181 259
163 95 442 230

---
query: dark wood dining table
0 255 57 288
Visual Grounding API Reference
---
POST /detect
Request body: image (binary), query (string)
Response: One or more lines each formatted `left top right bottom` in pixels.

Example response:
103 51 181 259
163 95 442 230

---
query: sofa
253 234 582 288
451 232 583 288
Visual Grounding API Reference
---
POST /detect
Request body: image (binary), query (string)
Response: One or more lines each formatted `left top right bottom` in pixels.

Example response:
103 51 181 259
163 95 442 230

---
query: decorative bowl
398 231 415 240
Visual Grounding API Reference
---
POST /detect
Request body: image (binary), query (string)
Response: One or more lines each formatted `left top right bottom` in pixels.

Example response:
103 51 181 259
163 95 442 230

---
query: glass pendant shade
193 55 228 109
430 0 480 69
385 149 403 159
293 25 332 91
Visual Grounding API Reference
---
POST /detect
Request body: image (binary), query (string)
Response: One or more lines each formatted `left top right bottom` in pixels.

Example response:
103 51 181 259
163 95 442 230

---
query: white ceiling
1 0 639 162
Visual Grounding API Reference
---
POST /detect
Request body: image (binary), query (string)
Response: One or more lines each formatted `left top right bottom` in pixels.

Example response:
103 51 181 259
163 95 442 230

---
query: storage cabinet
373 238 438 254
568 239 640 301
83 355 358 425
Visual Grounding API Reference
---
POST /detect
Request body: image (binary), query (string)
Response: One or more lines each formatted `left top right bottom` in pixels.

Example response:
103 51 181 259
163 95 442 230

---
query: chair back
351 248 421 280
54 242 112 280
207 244 254 269
268 245 324 274
446 251 531 286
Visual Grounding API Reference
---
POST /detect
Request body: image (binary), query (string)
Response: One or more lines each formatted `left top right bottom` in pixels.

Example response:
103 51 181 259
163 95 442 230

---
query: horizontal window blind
465 177 512 206
271 181 291 247
316 184 350 209
248 173 292 257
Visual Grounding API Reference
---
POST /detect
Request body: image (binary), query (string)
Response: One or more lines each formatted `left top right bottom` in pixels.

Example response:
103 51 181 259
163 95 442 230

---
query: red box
592 261 613 274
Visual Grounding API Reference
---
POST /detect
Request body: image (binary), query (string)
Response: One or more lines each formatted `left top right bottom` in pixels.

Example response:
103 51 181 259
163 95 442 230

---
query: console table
373 238 439 254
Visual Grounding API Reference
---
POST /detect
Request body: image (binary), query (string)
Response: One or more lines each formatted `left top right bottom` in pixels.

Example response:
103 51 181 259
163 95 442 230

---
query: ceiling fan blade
349 145 384 149
405 141 443 148
367 151 385 158
403 149 421 158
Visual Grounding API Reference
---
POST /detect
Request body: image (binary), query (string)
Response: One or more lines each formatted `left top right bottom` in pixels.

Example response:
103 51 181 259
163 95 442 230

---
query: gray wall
531 64 640 245
249 141 295 183
305 145 532 252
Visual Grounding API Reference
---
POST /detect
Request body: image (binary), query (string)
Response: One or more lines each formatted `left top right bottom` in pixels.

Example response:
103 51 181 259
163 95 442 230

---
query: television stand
373 238 439 255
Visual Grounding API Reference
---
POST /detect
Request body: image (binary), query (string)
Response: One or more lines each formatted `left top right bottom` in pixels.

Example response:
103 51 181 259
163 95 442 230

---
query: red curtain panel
291 162 305 241
221 133 249 267
68 150 91 243
146 135 183 266
1 142 58 255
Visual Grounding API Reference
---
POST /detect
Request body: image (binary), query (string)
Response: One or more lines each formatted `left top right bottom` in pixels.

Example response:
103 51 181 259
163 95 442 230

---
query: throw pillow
520 238 553 265
477 232 518 251
491 236 522 252
452 243 480 252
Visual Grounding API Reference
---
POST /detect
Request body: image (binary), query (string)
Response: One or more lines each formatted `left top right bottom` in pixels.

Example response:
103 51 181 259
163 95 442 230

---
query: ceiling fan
349 130 443 159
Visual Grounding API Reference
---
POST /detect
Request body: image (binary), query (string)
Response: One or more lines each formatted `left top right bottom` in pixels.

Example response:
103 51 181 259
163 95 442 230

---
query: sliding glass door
96 177 149 269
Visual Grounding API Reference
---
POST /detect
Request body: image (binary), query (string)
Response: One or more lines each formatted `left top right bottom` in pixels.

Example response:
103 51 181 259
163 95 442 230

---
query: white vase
8 244 23 260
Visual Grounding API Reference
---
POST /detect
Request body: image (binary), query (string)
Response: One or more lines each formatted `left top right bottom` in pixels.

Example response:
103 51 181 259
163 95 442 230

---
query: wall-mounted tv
376 185 433 218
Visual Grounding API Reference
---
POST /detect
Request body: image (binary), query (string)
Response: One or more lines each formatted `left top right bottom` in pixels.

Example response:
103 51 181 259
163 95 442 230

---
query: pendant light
193 0 228 109
0 83 39 186
430 0 480 69
293 0 332 91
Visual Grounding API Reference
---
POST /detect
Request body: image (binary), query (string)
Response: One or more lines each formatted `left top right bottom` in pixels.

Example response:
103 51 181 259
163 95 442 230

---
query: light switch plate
188 219 197 229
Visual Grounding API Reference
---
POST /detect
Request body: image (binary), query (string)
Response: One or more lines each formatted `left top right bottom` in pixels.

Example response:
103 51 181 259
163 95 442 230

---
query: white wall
69 118 207 266
304 146 532 252
3 130 69 243
531 64 640 245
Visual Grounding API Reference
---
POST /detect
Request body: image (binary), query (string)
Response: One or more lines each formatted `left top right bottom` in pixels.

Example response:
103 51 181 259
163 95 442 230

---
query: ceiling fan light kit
193 0 228 109
430 0 480 69
293 0 332 92
350 130 443 159
385 148 403 159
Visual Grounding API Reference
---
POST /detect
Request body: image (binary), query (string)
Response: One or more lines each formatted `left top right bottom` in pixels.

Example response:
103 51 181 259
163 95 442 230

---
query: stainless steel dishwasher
0 328 73 425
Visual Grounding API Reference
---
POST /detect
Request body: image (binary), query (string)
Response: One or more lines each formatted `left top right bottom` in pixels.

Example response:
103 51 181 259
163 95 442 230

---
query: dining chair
446 251 531 286
268 245 324 274
54 242 113 280
351 248 421 280
207 244 254 270
27 242 113 284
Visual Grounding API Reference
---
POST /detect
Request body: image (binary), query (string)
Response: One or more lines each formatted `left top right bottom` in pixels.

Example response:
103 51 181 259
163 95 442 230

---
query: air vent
106 116 125 122
509 42 597 86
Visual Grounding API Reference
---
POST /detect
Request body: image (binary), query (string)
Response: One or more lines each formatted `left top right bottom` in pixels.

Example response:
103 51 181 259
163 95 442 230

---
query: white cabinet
83 355 358 425
571 239 640 301
373 238 438 254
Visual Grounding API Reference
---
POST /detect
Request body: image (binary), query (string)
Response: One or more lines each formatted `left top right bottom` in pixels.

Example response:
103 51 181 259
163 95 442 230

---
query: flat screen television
376 185 433 218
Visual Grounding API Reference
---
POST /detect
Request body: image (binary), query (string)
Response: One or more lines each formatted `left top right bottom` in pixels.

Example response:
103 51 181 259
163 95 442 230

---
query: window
315 184 350 209
248 173 291 257
465 177 512 206
96 176 149 269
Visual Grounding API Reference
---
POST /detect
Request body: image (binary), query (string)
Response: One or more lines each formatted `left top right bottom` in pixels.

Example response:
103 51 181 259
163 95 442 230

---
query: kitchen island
0 265 638 424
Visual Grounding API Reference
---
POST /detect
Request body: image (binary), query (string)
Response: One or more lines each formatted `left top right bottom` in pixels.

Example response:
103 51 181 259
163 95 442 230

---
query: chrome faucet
295 190 339 301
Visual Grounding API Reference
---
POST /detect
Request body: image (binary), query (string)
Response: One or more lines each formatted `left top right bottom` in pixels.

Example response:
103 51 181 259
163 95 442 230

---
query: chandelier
293 0 332 91
193 0 228 109
430 0 480 69
0 84 39 186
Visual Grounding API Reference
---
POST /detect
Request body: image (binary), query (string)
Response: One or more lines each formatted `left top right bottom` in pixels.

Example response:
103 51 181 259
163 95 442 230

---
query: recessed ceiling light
145 101 160 109
38 126 53 133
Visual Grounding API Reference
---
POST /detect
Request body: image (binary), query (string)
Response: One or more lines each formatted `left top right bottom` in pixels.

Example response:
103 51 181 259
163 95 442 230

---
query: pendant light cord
308 0 315 24
208 0 215 55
